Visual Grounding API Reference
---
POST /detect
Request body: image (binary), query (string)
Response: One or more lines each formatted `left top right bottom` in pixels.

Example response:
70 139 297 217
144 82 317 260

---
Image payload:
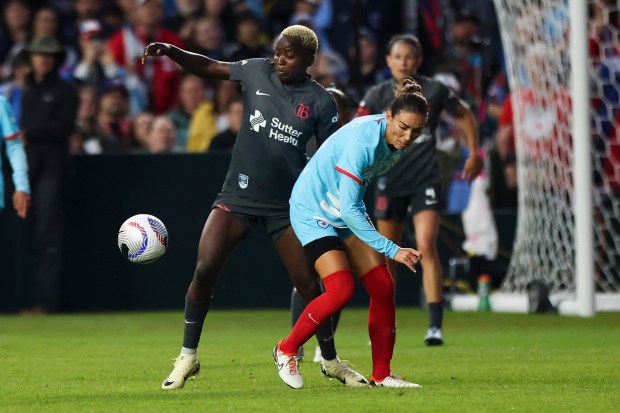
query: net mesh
493 0 620 294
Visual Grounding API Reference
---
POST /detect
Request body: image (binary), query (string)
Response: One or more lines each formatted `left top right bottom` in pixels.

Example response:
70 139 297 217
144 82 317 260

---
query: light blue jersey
290 114 402 259
0 95 29 210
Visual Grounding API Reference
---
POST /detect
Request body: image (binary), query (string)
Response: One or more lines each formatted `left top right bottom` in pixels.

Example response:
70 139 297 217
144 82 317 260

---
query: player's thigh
196 207 246 269
274 226 322 296
375 195 408 243
412 210 441 252
341 235 386 277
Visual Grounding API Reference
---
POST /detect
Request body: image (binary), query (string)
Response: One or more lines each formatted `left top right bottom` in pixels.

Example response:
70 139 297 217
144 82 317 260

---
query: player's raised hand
142 42 171 64
394 247 422 273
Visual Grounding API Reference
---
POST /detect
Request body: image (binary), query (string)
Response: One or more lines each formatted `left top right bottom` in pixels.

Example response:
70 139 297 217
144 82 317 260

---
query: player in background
0 95 30 219
290 86 353 362
274 78 427 389
356 34 482 346
143 25 368 390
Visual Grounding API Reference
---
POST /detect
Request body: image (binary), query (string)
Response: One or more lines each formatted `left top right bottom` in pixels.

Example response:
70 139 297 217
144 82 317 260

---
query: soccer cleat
320 357 369 387
273 341 304 389
369 374 422 388
312 345 322 363
161 354 200 390
424 326 444 346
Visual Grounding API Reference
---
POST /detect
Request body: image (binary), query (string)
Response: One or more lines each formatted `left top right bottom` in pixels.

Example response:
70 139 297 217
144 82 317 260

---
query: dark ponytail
389 77 428 117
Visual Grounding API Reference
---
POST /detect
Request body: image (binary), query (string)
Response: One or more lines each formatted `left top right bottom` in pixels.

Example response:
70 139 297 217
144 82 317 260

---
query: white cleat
370 373 422 388
312 346 323 363
273 341 304 389
161 354 200 389
424 326 444 346
320 357 369 387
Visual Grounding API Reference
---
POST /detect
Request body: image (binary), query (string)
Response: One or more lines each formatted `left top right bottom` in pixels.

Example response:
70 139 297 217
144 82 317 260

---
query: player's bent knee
324 270 355 309
362 264 395 303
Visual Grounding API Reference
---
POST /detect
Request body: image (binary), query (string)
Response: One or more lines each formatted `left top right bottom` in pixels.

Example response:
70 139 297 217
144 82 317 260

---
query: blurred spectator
73 20 123 89
201 0 237 42
167 73 207 151
441 13 483 110
213 78 241 132
326 86 353 128
492 93 518 209
184 78 242 152
164 0 202 39
0 94 30 219
0 50 31 123
144 114 177 153
207 96 242 152
186 16 228 60
95 81 137 152
61 0 111 48
227 10 273 61
0 0 33 80
108 0 184 114
307 48 348 89
31 6 78 78
70 85 99 154
347 28 388 102
131 110 154 147
20 36 79 315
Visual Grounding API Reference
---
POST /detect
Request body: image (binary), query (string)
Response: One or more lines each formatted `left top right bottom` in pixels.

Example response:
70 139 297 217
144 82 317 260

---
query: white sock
181 347 197 356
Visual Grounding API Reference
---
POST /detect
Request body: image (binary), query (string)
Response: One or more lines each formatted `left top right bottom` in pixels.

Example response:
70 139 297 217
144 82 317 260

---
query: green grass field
1 308 619 412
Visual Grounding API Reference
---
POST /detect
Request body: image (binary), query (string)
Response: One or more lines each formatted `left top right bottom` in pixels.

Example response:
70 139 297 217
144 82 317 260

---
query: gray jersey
357 74 459 197
222 58 339 206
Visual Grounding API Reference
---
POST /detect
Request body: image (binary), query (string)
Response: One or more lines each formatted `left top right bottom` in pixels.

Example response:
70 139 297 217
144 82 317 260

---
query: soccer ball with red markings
118 214 168 264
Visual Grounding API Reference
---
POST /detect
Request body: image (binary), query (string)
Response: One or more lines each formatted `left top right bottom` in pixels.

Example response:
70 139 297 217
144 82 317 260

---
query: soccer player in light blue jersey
273 78 429 389
0 95 30 219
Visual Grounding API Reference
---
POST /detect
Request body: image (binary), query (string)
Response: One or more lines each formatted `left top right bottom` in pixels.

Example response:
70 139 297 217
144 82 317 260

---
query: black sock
182 298 210 350
428 301 443 329
315 315 338 360
291 288 306 326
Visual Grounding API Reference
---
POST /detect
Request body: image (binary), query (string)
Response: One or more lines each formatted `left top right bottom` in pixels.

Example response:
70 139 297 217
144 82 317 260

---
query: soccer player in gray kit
143 24 368 390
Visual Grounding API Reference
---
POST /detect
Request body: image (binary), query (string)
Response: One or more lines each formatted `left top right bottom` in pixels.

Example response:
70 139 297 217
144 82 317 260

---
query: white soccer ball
118 214 168 264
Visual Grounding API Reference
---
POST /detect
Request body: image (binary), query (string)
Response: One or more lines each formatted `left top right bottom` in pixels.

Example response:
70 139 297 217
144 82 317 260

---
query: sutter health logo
249 110 267 132
269 118 302 147
249 111 303 147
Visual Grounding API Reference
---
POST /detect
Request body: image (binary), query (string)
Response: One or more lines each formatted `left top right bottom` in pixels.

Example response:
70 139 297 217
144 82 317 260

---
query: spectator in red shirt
107 0 184 114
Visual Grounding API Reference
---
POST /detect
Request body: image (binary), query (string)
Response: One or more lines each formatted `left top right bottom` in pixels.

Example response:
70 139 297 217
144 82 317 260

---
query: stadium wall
0 154 516 313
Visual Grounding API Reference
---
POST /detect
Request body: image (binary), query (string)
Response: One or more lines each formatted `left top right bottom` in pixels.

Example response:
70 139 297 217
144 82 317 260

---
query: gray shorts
213 192 290 242
374 181 444 221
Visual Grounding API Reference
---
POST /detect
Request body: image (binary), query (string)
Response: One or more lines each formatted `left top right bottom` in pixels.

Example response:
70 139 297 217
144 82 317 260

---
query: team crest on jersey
316 220 329 228
238 174 249 189
295 103 311 120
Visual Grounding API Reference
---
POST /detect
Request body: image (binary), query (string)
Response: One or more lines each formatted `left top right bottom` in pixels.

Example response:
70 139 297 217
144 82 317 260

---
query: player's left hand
13 191 30 219
462 152 483 183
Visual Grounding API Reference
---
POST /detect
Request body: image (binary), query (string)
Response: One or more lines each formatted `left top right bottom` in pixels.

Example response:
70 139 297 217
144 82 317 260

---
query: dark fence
0 154 516 313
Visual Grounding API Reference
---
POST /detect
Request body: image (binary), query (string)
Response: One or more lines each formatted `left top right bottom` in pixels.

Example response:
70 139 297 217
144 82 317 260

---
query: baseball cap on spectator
80 19 103 40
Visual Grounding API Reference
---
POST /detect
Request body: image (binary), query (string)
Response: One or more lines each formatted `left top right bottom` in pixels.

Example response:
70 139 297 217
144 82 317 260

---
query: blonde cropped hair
280 25 319 54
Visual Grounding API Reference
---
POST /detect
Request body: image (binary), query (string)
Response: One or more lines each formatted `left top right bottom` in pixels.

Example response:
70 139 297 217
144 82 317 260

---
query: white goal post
452 0 620 315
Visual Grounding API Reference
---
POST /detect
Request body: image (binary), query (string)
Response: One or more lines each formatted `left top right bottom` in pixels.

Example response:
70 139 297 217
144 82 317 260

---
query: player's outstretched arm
393 248 422 273
142 43 230 80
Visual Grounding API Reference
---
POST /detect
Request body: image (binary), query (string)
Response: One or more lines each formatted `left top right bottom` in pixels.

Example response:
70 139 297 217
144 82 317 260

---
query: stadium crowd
1 0 510 204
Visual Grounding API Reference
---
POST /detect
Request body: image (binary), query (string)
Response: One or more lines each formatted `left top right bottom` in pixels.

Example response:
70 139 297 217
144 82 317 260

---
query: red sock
360 263 395 381
280 270 354 355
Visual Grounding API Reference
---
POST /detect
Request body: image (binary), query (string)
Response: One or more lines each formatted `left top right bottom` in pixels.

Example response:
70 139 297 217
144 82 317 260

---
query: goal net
491 0 620 310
